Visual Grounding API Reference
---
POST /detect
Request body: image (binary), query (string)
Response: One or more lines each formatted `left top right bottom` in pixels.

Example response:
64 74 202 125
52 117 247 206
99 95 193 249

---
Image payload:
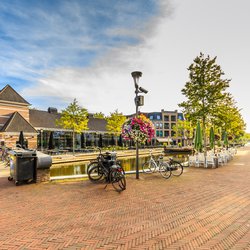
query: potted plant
121 114 155 144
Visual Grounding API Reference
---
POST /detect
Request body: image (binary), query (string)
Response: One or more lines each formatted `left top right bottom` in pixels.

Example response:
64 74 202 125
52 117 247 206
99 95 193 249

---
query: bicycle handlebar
96 147 116 155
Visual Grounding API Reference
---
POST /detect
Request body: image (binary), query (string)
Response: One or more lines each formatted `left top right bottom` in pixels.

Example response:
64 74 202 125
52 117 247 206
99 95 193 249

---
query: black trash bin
36 151 52 170
8 149 37 185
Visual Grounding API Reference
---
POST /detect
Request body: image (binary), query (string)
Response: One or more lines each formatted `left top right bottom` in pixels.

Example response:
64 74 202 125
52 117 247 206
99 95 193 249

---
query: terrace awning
156 138 173 143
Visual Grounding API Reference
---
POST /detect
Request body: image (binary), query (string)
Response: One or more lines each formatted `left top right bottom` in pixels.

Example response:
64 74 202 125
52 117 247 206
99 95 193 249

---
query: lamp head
131 71 142 88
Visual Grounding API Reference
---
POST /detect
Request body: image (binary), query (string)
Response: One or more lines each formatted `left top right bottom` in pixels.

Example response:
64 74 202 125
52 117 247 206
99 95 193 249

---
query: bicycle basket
103 153 112 161
110 152 117 160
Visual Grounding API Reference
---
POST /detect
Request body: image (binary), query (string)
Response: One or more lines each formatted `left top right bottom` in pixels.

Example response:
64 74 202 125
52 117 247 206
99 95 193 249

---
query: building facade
0 84 109 150
0 84 185 150
146 109 185 145
0 85 37 148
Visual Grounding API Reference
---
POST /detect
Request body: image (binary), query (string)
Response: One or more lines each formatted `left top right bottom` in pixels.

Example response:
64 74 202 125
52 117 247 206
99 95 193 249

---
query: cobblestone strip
129 194 250 249
66 187 231 248
63 188 249 249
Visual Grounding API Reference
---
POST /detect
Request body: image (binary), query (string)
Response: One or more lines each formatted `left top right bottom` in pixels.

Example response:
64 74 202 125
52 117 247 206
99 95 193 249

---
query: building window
159 131 163 137
171 123 176 129
164 131 169 137
164 123 169 129
171 131 176 137
178 114 183 120
156 131 160 137
159 123 163 129
156 123 159 129
171 115 176 121
164 115 169 121
149 115 154 120
156 115 161 120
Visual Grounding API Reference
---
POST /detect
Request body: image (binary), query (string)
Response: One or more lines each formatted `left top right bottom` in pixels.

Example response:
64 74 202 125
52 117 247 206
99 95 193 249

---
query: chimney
48 107 58 114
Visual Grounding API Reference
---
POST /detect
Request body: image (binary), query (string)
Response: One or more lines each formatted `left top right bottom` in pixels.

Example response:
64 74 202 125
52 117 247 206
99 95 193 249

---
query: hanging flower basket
122 114 155 144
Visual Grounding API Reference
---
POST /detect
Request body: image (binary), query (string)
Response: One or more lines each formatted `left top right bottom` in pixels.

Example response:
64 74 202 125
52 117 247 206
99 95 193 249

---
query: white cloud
8 0 250 132
23 0 174 115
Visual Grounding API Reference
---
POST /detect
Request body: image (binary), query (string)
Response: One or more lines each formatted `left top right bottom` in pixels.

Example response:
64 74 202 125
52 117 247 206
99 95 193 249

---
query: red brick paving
0 146 250 249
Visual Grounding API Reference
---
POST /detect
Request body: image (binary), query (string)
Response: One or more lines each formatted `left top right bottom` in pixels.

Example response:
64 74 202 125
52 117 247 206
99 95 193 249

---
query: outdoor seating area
188 147 237 168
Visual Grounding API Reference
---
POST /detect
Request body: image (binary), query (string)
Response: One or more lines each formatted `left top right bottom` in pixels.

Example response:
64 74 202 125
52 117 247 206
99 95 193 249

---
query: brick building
126 110 186 146
0 84 108 150
0 85 37 148
0 84 186 150
147 109 185 145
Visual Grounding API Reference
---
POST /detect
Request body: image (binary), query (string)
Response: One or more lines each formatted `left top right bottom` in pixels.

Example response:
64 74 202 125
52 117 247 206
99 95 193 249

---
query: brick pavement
0 146 250 249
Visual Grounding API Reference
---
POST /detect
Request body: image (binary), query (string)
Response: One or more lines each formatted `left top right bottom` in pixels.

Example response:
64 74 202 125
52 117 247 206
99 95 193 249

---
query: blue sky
0 0 157 80
1 0 250 132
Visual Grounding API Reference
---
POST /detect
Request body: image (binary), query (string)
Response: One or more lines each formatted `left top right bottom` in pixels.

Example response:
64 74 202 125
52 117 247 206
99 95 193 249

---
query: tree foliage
106 109 126 135
172 119 194 146
214 95 245 140
56 99 89 154
106 109 126 146
93 112 105 119
243 133 250 143
179 53 230 126
178 52 245 150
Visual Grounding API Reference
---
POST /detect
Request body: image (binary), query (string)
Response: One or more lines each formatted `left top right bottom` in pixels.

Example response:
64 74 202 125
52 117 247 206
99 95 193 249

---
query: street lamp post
40 129 43 152
131 71 148 179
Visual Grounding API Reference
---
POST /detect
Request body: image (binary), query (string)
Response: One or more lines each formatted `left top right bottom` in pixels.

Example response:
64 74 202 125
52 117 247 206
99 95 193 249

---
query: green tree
179 53 230 153
244 133 250 141
172 120 194 146
57 99 89 154
213 95 245 145
106 109 126 146
93 112 105 119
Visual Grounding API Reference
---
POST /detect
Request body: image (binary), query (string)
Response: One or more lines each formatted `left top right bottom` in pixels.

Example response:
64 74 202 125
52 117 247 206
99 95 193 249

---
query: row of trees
56 53 246 154
56 99 126 154
176 53 246 151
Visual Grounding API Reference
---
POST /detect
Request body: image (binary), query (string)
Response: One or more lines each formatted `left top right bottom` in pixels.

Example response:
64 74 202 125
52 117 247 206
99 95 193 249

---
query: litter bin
36 151 52 169
36 152 52 183
8 149 37 185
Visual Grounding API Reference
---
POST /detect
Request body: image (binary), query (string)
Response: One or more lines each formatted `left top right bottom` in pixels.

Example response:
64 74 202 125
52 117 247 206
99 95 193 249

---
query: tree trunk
72 130 75 155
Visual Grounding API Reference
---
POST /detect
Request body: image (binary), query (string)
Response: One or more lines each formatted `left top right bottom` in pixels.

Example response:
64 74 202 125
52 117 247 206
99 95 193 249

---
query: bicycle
87 148 126 192
86 148 117 176
1 147 11 168
142 150 171 179
165 157 184 176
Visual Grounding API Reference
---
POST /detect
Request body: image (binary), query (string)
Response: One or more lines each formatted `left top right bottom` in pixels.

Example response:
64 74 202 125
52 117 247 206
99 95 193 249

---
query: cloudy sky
1 0 250 131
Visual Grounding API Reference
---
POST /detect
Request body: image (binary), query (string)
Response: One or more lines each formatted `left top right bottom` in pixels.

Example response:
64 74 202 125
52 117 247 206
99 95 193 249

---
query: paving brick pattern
0 146 250 249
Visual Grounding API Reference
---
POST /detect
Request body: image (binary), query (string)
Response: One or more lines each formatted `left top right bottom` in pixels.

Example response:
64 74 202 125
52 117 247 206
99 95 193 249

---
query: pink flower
122 116 155 144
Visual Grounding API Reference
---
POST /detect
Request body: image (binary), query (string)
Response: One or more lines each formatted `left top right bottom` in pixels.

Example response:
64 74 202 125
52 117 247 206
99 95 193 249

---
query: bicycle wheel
142 160 156 173
110 166 126 192
87 161 98 174
88 164 105 182
159 162 172 179
170 161 183 176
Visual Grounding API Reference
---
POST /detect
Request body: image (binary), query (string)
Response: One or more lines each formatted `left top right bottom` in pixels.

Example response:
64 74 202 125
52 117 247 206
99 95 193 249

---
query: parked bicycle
142 150 171 179
164 157 184 176
87 148 126 192
1 147 11 168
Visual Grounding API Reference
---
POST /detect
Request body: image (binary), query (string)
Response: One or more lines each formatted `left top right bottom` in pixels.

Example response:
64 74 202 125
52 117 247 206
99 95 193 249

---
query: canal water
50 153 190 178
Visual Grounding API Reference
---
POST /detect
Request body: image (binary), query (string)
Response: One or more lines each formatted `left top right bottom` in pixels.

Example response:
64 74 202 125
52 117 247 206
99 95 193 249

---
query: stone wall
0 103 29 122
1 135 37 149
36 169 50 183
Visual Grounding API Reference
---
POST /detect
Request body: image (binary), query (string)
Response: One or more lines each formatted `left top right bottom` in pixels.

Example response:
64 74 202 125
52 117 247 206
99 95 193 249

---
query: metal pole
131 71 143 180
41 130 43 152
135 87 139 179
